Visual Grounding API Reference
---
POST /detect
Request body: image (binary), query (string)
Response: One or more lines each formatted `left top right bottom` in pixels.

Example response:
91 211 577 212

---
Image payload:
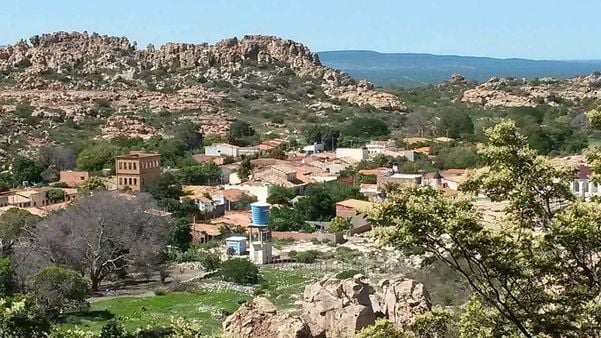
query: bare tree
38 145 76 171
22 192 171 290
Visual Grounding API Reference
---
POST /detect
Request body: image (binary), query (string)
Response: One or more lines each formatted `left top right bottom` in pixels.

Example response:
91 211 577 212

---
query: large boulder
223 297 311 338
302 275 376 338
378 277 431 327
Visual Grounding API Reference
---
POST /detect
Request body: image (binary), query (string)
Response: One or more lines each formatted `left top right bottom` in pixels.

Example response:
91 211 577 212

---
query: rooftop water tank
250 202 270 225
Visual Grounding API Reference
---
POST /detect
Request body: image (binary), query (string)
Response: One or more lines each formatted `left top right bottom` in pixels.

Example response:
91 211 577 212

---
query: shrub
335 269 363 279
288 250 297 257
295 250 319 263
100 320 126 338
30 266 90 318
154 287 166 296
0 258 15 297
310 238 321 245
198 250 222 271
220 258 259 285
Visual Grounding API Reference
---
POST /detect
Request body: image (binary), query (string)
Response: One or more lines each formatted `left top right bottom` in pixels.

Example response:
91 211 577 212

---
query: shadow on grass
61 309 115 325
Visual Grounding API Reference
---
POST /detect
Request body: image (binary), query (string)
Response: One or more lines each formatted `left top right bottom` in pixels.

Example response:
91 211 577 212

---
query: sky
1 0 600 60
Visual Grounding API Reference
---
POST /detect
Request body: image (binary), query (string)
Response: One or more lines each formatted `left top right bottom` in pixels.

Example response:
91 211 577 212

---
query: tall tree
21 192 170 290
369 120 601 337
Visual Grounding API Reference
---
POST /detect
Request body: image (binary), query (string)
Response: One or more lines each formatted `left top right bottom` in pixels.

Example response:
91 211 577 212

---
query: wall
205 144 239 157
336 148 368 162
272 231 344 244
59 171 89 187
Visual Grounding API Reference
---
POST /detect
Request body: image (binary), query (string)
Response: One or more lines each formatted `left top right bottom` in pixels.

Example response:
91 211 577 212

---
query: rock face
224 276 431 338
223 297 311 338
0 32 404 111
462 74 601 108
302 275 376 338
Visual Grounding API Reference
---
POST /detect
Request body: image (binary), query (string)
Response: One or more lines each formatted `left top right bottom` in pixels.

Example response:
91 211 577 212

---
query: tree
0 208 39 256
22 192 170 290
171 120 203 150
0 295 51 337
237 157 253 181
369 120 600 337
38 145 76 171
76 142 119 172
30 266 89 318
0 258 15 297
168 218 193 252
266 185 295 206
356 319 407 338
343 117 390 139
436 109 473 139
46 189 65 203
326 216 352 233
78 177 107 191
177 162 221 185
227 120 255 146
269 206 309 232
148 172 183 201
11 156 43 185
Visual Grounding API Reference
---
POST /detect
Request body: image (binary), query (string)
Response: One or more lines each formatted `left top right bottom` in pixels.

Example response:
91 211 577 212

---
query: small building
115 152 161 192
225 236 248 256
335 148 369 162
303 143 325 154
205 143 240 157
335 199 374 234
59 170 90 187
191 223 223 243
365 140 397 154
571 164 601 200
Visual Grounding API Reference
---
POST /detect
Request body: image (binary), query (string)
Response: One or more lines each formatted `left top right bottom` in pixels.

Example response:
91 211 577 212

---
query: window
80 176 85 180
133 162 137 170
133 178 137 186
128 178 132 185
118 162 122 170
119 177 122 185
128 162 132 170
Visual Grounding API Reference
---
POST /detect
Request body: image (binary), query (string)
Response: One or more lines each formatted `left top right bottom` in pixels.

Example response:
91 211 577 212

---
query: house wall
336 148 369 162
205 144 239 157
59 171 89 187
116 155 161 192
272 231 344 244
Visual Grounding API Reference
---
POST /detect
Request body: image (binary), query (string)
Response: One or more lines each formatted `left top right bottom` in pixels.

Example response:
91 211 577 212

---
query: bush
30 266 90 318
335 269 363 279
154 287 167 296
100 320 126 338
288 250 297 257
310 238 321 245
0 258 15 297
295 250 319 263
198 250 222 271
220 258 259 285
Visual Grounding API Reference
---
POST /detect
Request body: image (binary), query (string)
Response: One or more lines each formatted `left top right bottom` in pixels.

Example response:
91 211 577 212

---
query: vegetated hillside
0 32 405 163
318 50 601 87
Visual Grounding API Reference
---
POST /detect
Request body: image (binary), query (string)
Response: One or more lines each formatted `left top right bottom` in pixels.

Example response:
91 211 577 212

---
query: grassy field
60 266 324 334
62 290 250 336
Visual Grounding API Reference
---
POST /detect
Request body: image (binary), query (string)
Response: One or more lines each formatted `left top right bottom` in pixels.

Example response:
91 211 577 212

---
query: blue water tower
250 202 270 225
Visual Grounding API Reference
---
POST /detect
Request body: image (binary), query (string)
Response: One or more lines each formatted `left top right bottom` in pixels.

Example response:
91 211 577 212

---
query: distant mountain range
318 50 601 87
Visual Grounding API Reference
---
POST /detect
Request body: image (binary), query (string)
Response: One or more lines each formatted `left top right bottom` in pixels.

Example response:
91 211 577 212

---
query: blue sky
1 0 599 60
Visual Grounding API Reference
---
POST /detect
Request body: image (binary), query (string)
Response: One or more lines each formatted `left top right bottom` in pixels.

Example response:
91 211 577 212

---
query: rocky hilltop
462 73 601 107
0 32 404 159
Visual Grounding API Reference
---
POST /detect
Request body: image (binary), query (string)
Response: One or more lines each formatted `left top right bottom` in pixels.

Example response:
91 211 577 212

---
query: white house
205 143 240 157
571 164 601 200
303 143 325 154
335 147 369 162
365 140 397 154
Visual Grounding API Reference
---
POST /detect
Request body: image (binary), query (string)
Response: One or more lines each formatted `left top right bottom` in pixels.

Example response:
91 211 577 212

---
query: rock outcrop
224 275 431 338
223 297 311 338
302 275 376 338
0 32 404 111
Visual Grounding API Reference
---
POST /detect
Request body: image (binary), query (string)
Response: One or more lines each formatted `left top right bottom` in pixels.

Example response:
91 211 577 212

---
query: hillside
0 32 405 162
318 50 601 87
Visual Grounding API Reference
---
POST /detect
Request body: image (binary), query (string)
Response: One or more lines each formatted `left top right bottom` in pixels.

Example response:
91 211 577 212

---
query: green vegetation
61 290 249 335
220 258 259 285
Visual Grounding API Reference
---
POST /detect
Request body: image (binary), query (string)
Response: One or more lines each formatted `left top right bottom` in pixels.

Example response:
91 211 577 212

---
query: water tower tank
250 202 270 225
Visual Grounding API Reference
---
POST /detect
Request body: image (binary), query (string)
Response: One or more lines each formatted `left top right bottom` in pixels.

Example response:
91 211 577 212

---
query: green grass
257 267 319 309
61 290 250 336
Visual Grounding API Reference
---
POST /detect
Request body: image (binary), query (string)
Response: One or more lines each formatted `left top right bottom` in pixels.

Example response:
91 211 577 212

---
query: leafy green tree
177 162 221 185
266 185 296 206
168 218 193 252
76 142 119 171
370 120 600 337
436 109 473 139
100 319 127 338
237 157 253 181
11 156 43 185
356 319 407 338
0 295 51 337
434 145 480 169
46 189 65 203
227 120 255 146
78 177 107 191
0 258 15 297
0 208 39 255
31 266 90 318
269 206 309 232
149 172 183 201
171 120 203 150
220 258 259 285
326 216 352 233
343 117 390 139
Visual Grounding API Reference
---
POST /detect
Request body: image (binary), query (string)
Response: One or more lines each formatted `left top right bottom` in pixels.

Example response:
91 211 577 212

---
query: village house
335 199 374 234
335 147 369 162
365 140 397 154
205 143 240 157
59 170 90 187
115 152 161 192
302 143 325 154
571 164 601 200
